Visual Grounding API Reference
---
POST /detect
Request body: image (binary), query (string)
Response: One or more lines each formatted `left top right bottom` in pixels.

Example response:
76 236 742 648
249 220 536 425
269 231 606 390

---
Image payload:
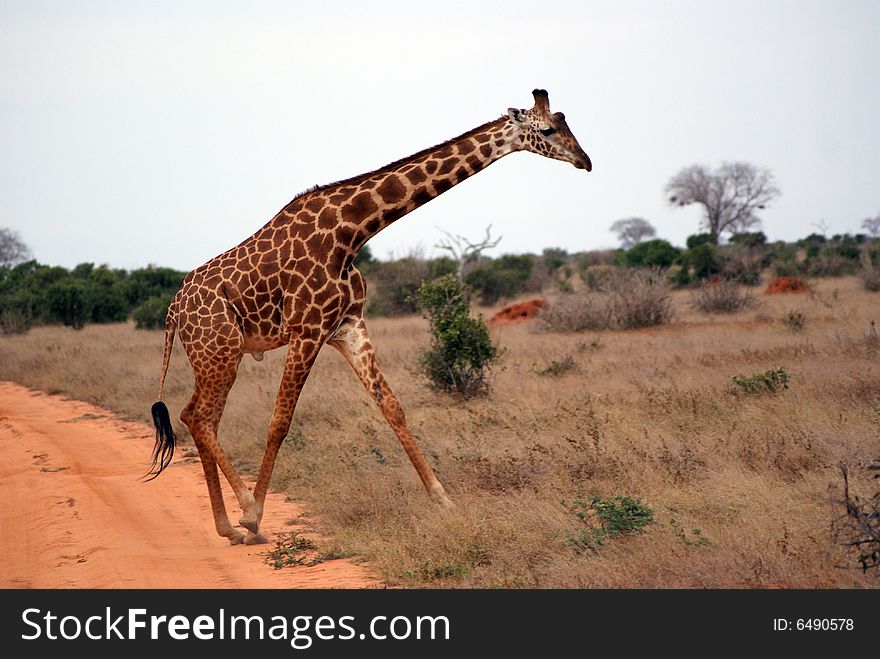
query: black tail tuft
145 401 176 481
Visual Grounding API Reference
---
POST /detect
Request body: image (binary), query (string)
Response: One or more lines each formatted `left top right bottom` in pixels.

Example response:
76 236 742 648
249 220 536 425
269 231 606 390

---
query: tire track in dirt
0 381 379 589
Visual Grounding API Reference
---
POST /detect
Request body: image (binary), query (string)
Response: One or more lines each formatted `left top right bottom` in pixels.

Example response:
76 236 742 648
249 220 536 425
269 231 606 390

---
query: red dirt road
0 381 379 589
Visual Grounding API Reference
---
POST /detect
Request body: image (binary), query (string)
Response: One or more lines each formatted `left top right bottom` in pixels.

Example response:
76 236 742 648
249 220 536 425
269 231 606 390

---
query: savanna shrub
690 279 759 314
537 293 612 332
686 233 717 249
366 256 429 316
564 495 655 550
618 239 680 269
465 254 534 305
46 278 92 329
729 231 767 247
606 269 674 328
681 244 721 281
413 275 498 398
540 269 672 331
133 294 172 330
731 367 790 395
861 265 880 292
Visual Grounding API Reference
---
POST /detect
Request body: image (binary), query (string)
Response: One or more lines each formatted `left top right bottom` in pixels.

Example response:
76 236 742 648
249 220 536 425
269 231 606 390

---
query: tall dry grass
1 276 879 588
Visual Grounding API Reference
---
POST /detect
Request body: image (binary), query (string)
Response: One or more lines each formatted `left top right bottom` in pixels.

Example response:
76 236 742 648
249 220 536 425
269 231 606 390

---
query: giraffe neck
280 116 519 258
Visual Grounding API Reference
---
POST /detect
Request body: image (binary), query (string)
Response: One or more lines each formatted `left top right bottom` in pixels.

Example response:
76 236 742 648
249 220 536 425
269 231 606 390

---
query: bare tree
435 224 502 281
665 162 780 240
610 217 656 249
0 228 31 267
861 213 880 238
812 218 831 238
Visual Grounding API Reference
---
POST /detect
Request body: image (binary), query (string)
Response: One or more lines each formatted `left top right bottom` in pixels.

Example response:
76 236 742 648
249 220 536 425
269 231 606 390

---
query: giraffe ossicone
147 89 591 543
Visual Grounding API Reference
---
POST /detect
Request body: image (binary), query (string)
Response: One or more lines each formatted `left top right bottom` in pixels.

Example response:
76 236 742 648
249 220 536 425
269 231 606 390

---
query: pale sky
1 0 878 270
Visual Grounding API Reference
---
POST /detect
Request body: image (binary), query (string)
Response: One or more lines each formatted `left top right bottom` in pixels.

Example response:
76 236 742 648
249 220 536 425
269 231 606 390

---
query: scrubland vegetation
1 265 878 587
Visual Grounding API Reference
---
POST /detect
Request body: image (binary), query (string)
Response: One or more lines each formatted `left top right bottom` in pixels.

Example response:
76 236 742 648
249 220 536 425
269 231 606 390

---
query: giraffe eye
539 127 556 136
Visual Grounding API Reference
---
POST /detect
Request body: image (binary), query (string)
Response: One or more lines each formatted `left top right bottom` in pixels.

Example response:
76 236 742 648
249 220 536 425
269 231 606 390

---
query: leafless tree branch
435 224 502 280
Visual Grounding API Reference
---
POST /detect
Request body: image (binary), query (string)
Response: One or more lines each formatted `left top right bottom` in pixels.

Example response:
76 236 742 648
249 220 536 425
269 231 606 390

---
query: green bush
732 367 791 395
413 275 498 398
465 254 534 305
729 231 767 247
122 266 186 308
804 237 863 277
686 233 717 249
426 256 457 280
0 260 185 332
681 244 721 281
353 244 376 270
540 247 569 274
133 294 172 330
618 239 680 269
564 495 655 550
366 257 429 316
46 278 93 329
669 266 692 289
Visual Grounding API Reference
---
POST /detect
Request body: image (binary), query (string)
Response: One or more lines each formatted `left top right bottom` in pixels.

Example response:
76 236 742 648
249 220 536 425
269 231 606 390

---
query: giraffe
148 89 591 545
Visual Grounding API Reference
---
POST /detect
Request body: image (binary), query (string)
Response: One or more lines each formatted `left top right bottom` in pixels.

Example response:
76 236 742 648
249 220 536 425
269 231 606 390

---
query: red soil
491 298 546 324
0 381 379 589
764 276 811 295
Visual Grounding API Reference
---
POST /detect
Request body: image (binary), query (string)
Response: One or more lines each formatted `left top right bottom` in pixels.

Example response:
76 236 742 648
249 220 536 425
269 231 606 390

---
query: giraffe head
507 89 592 171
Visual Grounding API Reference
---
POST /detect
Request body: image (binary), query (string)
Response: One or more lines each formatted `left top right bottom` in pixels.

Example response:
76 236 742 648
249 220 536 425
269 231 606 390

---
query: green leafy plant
564 495 655 550
266 532 322 569
465 254 534 305
413 275 498 398
617 239 681 269
732 367 790 395
132 294 172 330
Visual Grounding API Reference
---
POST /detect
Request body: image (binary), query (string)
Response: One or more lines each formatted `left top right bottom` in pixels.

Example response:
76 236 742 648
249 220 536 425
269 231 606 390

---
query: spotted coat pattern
154 90 591 544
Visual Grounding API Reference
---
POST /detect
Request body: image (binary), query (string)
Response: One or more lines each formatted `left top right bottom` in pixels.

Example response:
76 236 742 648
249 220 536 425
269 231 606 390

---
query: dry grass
539 269 673 332
1 276 879 588
690 279 760 314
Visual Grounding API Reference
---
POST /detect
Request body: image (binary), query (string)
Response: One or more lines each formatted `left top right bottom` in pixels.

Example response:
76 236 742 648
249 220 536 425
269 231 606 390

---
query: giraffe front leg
243 337 320 539
329 318 454 508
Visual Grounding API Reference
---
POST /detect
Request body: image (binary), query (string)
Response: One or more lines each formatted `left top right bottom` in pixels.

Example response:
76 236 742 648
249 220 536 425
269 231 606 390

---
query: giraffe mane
284 115 509 207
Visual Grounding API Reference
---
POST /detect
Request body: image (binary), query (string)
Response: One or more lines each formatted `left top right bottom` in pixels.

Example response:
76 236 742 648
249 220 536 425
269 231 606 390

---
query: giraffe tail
146 293 179 481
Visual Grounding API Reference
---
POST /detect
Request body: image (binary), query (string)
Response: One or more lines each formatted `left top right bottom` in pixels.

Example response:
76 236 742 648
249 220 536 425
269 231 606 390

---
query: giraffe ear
507 107 524 124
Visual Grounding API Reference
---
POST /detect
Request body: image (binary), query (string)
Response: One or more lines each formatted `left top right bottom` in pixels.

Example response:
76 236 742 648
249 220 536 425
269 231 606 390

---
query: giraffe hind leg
329 318 453 508
180 391 244 544
180 327 259 538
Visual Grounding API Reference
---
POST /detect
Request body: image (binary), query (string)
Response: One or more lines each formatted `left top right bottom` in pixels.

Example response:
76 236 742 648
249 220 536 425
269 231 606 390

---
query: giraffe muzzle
575 152 592 172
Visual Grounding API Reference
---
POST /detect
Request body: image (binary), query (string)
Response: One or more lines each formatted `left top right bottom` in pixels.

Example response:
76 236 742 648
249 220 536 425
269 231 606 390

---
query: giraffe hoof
429 487 455 510
227 532 245 546
244 531 269 545
239 517 260 534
